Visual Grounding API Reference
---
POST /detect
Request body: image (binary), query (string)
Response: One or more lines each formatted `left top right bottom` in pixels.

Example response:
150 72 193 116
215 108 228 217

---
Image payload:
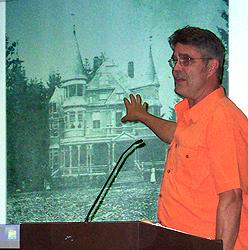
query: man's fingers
122 94 147 123
130 94 136 104
136 94 142 104
123 97 130 107
143 102 148 111
121 115 127 123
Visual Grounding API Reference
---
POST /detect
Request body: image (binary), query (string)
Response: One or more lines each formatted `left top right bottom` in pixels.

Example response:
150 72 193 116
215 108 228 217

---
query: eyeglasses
168 56 212 68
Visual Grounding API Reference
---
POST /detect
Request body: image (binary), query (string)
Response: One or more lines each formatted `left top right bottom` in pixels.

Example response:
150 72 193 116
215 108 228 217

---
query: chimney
93 56 101 71
128 61 134 78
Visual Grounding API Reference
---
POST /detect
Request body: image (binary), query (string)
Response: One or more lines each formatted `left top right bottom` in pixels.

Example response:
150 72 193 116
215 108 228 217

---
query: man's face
171 43 209 101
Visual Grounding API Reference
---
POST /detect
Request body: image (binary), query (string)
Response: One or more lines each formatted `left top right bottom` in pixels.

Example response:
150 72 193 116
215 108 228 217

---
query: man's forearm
138 112 176 144
216 189 242 250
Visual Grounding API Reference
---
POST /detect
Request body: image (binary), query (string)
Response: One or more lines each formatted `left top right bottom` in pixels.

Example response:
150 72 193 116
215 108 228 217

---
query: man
121 26 248 250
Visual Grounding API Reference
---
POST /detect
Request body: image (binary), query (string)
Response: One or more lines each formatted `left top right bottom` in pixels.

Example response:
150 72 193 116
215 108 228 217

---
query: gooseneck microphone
84 139 145 222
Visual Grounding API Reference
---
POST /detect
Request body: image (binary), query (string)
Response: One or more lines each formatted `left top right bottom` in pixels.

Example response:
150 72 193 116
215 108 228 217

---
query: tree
6 38 28 192
6 38 51 192
46 72 62 100
169 95 181 121
217 0 228 92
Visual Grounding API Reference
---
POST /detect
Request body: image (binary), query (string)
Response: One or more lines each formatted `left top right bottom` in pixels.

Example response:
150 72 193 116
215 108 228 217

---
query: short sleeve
206 105 243 194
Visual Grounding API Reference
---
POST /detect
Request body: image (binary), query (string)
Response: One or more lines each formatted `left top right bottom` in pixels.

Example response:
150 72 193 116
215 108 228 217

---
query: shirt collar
175 87 226 124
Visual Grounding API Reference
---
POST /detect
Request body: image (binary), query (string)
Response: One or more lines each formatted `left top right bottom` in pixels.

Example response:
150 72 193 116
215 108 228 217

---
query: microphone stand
84 139 145 222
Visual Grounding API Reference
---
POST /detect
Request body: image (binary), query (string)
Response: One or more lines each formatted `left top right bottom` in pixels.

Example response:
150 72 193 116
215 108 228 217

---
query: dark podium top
20 221 223 250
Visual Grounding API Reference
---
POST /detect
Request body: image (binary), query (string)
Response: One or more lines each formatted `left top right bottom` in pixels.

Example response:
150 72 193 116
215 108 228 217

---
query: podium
20 221 223 250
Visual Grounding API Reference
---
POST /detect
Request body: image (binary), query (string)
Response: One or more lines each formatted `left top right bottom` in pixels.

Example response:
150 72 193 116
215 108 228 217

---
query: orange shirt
157 87 248 250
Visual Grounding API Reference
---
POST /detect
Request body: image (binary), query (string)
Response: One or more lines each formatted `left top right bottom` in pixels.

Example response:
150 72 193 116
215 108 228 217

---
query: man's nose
173 60 183 70
172 61 183 74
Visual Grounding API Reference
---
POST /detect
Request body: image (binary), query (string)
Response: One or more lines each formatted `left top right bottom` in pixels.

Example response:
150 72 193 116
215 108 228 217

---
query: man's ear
207 59 219 77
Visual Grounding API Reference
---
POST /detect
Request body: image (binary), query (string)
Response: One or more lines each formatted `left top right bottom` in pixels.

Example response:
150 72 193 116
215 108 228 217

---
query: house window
93 120 100 129
49 103 57 116
69 85 76 97
77 84 83 96
64 115 68 129
78 111 83 122
78 111 83 128
53 151 59 169
49 152 53 170
92 112 100 129
69 112 76 122
50 120 58 136
65 87 69 98
116 93 123 101
49 103 52 114
53 103 57 112
69 111 76 128
99 93 108 100
116 111 123 127
52 122 58 136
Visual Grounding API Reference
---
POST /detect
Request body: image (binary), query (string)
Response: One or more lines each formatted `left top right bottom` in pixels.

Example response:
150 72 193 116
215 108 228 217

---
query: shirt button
159 194 162 198
185 154 189 158
167 169 171 173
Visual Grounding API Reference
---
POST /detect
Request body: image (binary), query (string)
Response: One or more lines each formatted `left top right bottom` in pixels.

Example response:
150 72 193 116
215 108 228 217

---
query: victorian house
49 26 166 186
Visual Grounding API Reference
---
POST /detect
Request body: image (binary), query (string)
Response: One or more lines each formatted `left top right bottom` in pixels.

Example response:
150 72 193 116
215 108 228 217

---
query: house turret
60 25 88 139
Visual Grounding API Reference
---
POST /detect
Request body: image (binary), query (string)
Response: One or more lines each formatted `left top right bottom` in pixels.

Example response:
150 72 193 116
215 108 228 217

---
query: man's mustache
173 71 187 80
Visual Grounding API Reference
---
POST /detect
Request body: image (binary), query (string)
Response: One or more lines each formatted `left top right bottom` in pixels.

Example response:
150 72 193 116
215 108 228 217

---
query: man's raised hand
121 94 148 123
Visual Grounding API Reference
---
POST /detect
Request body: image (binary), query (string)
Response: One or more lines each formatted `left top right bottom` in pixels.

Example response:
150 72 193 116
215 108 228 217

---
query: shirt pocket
175 145 209 189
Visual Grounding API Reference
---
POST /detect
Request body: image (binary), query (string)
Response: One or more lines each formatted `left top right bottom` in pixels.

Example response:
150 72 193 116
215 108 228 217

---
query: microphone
134 139 144 145
84 139 145 222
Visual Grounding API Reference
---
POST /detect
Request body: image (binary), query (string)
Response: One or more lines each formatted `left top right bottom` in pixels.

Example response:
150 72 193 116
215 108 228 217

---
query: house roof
61 25 87 81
